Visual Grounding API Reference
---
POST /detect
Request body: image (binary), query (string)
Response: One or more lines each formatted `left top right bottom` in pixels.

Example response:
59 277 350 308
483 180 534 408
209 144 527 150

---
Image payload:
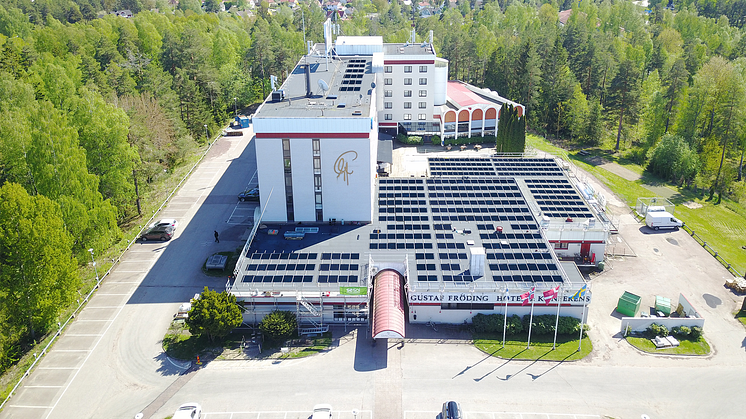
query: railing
682 224 743 278
0 129 223 412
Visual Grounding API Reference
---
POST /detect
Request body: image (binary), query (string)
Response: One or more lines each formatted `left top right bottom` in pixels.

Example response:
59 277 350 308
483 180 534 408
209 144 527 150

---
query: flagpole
526 288 535 349
578 287 588 353
552 287 562 350
502 288 509 348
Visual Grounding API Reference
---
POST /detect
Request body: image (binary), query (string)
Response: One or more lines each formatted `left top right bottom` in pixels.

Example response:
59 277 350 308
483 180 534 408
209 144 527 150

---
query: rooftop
253 54 375 120
382 42 437 56
231 157 591 296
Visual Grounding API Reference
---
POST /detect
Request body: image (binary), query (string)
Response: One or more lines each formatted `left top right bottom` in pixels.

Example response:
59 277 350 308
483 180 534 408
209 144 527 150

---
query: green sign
340 286 367 296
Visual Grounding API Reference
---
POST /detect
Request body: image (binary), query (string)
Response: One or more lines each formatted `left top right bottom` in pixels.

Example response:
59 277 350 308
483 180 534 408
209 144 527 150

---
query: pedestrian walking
214 230 219 243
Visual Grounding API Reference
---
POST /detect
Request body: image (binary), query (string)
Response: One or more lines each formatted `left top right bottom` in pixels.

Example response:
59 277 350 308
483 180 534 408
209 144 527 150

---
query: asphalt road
2 137 745 419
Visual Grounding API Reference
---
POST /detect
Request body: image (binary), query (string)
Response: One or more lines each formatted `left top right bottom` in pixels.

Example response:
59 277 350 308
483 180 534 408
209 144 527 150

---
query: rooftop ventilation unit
271 90 285 102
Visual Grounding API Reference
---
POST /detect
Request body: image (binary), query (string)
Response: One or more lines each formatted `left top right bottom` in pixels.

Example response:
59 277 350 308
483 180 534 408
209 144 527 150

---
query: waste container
617 291 641 317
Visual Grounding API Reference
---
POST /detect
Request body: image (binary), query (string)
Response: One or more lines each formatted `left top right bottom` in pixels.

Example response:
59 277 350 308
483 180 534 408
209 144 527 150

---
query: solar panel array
374 176 565 286
428 157 564 177
524 179 594 219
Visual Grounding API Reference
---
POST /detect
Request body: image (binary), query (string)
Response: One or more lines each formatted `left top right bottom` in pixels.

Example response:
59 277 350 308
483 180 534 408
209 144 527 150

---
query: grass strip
473 332 592 361
625 336 710 355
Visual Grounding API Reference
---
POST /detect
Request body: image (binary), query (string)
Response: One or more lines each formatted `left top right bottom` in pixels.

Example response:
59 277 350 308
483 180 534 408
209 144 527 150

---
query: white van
645 211 683 230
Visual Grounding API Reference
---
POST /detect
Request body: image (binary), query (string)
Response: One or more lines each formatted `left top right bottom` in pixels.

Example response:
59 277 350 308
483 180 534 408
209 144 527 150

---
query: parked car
311 404 332 419
140 225 174 241
441 401 462 419
172 402 201 419
238 187 260 202
150 218 178 230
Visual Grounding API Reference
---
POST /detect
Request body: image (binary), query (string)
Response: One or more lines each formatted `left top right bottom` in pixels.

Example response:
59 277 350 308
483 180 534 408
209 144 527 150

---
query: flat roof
382 43 437 56
253 55 375 119
232 158 590 295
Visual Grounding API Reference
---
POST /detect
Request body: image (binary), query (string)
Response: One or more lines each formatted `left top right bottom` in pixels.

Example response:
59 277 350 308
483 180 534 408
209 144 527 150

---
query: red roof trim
384 60 435 65
378 122 398 127
256 132 370 139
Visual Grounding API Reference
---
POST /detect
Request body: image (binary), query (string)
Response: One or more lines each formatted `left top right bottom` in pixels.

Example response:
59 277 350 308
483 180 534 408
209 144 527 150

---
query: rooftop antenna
318 79 330 96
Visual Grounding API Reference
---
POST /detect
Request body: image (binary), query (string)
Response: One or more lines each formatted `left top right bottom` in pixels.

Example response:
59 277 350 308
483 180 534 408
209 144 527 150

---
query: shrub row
645 324 702 340
472 313 585 336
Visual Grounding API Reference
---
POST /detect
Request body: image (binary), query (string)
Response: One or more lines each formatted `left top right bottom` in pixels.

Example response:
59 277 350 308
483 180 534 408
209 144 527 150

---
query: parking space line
53 350 90 353
93 293 129 296
75 320 113 322
64 334 103 337
85 306 124 309
37 367 79 370
23 386 63 389
7 405 52 409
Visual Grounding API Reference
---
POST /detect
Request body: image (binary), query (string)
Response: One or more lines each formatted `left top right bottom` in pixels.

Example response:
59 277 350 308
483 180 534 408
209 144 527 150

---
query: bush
474 313 584 336
671 326 691 338
690 326 703 340
259 310 297 342
431 135 441 145
646 323 669 338
443 135 496 146
396 134 423 145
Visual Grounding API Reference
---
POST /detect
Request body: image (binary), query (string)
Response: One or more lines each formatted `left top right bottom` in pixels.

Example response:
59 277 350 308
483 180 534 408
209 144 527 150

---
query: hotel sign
334 150 358 185
340 286 367 296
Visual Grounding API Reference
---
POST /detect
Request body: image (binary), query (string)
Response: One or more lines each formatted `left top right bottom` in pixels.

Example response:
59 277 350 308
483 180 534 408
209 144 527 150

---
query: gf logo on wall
334 150 358 185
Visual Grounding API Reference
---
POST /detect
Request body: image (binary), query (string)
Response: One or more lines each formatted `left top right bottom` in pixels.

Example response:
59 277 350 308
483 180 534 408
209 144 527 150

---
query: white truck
645 211 683 230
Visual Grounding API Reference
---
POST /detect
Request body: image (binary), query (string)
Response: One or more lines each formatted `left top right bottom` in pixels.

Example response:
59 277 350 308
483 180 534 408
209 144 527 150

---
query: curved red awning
372 269 405 339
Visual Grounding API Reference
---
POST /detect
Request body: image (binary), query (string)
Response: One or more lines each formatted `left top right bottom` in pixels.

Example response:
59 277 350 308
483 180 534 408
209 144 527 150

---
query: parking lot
3 141 745 419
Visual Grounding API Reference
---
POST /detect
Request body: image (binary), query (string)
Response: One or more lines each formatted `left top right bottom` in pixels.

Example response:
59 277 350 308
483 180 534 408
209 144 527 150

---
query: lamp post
88 248 99 283
233 97 238 117
204 124 209 140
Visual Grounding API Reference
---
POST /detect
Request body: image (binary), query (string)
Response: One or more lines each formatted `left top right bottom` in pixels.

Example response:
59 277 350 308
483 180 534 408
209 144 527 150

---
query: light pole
233 97 238 117
88 248 99 283
204 124 209 140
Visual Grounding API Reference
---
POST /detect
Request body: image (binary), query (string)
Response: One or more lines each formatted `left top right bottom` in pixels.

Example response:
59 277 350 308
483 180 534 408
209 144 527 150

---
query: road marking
53 350 90 353
93 293 129 296
37 367 79 370
64 334 103 337
74 320 113 322
23 386 63 389
85 306 124 309
7 405 52 409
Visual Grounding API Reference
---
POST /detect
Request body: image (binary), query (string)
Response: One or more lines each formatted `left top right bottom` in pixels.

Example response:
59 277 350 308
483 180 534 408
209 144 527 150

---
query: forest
0 0 744 379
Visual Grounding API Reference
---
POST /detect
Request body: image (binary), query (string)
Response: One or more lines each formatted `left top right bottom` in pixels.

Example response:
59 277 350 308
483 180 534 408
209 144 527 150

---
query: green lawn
473 332 592 361
527 134 746 274
201 250 241 277
275 336 333 359
625 336 711 355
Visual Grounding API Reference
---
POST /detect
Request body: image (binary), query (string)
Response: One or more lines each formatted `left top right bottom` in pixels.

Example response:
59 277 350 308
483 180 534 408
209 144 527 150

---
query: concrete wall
620 317 705 334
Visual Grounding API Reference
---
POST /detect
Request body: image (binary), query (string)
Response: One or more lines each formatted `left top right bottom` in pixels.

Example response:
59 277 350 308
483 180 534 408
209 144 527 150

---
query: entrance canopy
372 269 405 339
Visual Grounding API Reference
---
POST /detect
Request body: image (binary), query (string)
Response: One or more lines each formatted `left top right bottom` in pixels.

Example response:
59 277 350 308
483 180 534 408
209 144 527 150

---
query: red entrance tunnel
371 269 406 339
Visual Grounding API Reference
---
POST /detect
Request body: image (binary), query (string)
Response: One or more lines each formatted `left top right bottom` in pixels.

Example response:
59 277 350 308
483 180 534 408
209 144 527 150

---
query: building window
404 65 412 73
384 65 392 73
314 175 322 188
419 65 428 73
312 139 320 156
404 102 412 109
404 90 412 97
418 114 427 120
419 78 427 85
385 78 392 85
313 157 321 170
404 78 412 85
384 102 392 109
282 139 294 222
554 242 569 250
419 90 427 97
385 90 392 97
419 102 427 109
385 114 393 120
404 114 412 120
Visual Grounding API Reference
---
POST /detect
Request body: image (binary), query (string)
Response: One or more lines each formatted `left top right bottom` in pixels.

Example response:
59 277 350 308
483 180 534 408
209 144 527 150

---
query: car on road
172 402 202 419
140 225 174 241
442 401 463 419
149 218 178 230
311 404 333 419
238 187 260 202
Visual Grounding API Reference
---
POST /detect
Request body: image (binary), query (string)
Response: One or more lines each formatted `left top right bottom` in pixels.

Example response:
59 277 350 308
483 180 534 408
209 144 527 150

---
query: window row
384 90 427 98
384 65 428 73
384 78 428 86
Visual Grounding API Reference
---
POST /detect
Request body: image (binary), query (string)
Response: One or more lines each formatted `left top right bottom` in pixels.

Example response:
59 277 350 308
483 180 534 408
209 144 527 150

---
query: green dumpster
617 291 641 317
655 295 671 316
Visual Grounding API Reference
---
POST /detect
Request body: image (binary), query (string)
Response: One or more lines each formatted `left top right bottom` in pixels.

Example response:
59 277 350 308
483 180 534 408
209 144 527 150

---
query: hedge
472 313 584 336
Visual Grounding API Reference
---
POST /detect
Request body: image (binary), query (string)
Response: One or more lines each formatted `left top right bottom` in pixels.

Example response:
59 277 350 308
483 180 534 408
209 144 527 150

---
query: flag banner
572 284 588 300
520 287 535 306
543 286 560 305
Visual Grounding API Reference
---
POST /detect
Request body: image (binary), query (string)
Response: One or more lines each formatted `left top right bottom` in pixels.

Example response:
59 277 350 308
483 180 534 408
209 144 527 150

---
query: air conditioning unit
271 90 285 102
